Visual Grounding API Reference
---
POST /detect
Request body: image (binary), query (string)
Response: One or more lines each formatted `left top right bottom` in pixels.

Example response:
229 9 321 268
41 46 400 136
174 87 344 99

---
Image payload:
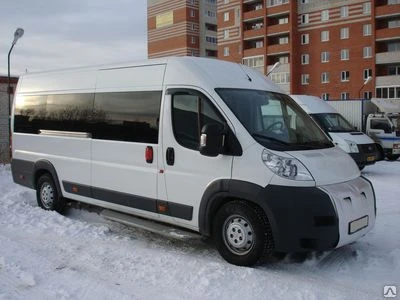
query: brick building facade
217 0 400 99
0 76 18 163
148 0 218 58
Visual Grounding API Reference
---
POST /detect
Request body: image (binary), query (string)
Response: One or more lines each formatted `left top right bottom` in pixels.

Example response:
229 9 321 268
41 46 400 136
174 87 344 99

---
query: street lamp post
7 28 24 159
358 76 372 132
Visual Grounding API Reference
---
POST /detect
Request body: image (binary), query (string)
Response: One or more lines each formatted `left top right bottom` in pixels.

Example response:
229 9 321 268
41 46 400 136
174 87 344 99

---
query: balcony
267 23 290 36
243 47 265 57
376 75 400 87
376 4 400 18
376 27 400 41
266 43 290 54
266 3 290 16
243 28 265 40
376 51 400 64
243 9 264 21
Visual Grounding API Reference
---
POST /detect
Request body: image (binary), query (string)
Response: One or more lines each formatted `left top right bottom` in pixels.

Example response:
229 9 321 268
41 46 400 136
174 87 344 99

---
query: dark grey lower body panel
63 181 193 221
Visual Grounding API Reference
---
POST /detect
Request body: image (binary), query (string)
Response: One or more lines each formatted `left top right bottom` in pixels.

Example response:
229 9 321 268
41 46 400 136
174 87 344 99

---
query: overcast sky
0 0 148 76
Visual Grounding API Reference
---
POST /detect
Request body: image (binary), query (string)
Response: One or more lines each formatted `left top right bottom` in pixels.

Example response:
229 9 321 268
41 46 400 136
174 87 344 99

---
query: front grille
359 143 377 154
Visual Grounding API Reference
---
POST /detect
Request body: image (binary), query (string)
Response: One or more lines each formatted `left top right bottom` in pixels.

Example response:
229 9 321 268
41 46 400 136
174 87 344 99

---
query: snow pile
0 162 399 299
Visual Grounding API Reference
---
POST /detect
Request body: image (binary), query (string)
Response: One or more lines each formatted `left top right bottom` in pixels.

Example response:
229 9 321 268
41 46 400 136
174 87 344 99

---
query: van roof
17 57 283 95
290 95 338 114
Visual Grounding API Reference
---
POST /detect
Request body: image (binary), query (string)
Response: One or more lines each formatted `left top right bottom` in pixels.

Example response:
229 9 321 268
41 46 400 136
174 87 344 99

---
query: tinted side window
14 93 94 134
93 91 161 143
172 92 225 150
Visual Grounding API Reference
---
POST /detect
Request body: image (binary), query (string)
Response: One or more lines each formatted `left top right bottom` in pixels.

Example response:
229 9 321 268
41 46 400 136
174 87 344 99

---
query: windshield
389 116 400 130
311 113 355 133
216 89 333 151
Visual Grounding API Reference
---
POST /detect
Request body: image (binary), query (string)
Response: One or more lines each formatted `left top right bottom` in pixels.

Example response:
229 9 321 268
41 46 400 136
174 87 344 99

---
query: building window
321 51 330 63
301 54 309 65
322 93 329 101
321 72 329 83
388 19 400 28
223 47 229 56
364 91 372 100
301 14 309 24
190 10 195 17
224 0 229 4
243 55 265 74
191 36 196 44
279 36 289 44
279 55 289 64
321 10 329 22
388 65 400 75
363 2 371 15
364 69 372 80
363 46 372 58
321 30 329 42
341 49 349 60
256 40 264 48
341 71 350 82
270 72 290 84
340 6 349 18
267 0 289 7
224 12 229 22
301 0 309 3
206 36 217 44
341 93 350 100
223 29 229 39
301 33 309 44
301 74 310 85
388 41 400 52
363 24 372 36
279 17 289 24
340 27 349 39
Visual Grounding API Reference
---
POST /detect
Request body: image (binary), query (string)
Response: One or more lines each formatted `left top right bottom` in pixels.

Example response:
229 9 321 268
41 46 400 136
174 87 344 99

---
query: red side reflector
145 146 153 164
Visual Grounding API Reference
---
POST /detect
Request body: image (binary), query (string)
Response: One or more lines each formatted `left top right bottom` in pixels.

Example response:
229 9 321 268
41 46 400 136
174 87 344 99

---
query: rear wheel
213 201 274 266
386 154 400 161
36 174 66 213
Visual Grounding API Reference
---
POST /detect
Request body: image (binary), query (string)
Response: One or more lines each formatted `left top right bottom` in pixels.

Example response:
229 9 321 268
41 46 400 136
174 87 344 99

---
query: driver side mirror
199 123 225 157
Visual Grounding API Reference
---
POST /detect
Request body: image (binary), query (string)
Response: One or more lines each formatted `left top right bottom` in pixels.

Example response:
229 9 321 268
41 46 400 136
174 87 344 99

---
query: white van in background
11 57 376 266
291 95 380 170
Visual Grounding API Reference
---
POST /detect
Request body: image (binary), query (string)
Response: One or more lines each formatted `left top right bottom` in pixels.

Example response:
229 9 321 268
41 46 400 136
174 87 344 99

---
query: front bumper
350 143 379 167
262 176 376 252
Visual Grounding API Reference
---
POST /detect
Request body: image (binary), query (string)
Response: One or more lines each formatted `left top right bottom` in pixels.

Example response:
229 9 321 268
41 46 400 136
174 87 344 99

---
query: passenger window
172 92 225 150
93 91 161 143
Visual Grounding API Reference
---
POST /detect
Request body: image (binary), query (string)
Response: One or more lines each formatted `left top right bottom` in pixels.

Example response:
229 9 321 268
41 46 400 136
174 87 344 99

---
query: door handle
166 147 175 166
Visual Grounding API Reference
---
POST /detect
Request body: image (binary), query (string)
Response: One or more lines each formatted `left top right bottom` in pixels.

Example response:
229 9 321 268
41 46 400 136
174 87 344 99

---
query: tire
386 154 400 161
212 201 274 266
36 174 66 213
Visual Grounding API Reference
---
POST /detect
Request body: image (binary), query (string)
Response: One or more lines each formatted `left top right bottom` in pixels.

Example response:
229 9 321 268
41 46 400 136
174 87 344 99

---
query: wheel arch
33 160 63 197
198 179 281 249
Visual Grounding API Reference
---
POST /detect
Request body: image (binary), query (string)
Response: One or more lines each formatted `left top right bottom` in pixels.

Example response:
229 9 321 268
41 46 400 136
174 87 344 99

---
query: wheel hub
223 216 254 255
41 183 54 208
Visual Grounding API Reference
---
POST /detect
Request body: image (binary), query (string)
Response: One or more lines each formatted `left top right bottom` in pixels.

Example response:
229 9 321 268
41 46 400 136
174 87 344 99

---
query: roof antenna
239 64 252 82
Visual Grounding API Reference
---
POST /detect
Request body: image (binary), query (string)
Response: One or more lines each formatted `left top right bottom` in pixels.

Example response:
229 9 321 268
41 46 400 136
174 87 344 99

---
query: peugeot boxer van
11 57 376 266
291 95 380 170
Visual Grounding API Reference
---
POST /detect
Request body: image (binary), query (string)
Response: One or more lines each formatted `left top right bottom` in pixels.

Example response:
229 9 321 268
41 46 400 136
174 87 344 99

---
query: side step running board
101 209 202 241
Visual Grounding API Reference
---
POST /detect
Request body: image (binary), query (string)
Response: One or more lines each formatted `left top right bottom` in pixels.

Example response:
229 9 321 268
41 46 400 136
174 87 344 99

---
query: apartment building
217 0 400 99
147 0 218 58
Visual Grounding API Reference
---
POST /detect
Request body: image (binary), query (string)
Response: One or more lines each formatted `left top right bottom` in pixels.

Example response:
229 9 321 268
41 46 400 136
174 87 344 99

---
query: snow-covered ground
0 161 399 300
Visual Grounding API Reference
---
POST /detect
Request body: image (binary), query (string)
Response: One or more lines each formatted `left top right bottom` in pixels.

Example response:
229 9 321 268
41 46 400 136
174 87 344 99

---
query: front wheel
213 201 274 266
36 174 66 213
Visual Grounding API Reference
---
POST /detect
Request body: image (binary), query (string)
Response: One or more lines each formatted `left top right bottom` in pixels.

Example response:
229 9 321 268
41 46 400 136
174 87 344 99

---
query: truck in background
328 98 400 161
291 95 380 170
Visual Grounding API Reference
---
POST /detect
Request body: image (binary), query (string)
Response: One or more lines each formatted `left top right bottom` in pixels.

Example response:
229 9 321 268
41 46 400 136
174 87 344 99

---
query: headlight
345 140 359 153
262 149 314 181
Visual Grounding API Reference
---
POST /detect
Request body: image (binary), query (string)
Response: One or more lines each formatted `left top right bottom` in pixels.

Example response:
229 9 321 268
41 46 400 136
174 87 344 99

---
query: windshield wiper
251 133 289 145
297 141 333 148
